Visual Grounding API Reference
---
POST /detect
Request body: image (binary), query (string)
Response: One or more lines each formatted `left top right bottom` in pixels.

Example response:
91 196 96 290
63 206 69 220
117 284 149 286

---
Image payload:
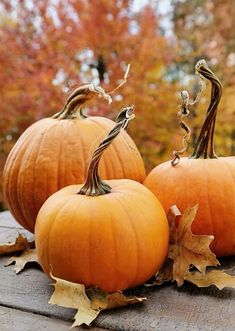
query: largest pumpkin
3 85 145 233
144 60 235 257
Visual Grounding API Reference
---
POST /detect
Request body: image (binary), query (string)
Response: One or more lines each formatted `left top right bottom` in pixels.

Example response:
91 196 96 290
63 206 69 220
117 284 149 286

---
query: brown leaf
167 205 219 286
49 275 146 327
146 205 234 290
185 269 235 290
107 292 146 309
87 287 146 310
0 233 34 255
49 276 100 328
145 260 173 287
167 205 181 243
5 248 39 274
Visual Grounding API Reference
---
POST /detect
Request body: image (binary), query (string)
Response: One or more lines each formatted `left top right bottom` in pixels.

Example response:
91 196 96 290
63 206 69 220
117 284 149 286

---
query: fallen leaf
87 287 146 310
0 233 34 255
107 291 146 309
145 205 235 291
49 276 100 327
185 269 235 290
86 287 108 310
168 204 219 286
49 275 146 327
145 260 173 287
5 248 39 274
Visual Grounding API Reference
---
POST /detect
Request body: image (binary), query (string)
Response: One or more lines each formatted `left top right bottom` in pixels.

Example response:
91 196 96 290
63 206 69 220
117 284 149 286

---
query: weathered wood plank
0 211 235 331
0 211 22 229
0 306 107 331
0 228 34 247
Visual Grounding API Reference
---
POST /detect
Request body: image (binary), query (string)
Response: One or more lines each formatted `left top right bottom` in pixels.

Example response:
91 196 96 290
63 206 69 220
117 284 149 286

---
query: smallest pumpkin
35 106 169 293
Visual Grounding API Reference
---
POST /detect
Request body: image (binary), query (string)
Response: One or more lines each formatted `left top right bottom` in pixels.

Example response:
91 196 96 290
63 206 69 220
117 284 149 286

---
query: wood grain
0 306 107 331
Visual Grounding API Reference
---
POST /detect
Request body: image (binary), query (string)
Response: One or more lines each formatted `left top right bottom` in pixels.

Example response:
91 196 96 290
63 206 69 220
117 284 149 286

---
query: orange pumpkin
3 85 145 233
144 60 235 257
35 107 169 293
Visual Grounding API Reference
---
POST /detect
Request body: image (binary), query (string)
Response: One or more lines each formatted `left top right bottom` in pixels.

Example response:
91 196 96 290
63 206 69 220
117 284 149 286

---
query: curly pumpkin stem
53 84 112 120
172 90 191 166
53 65 130 120
191 59 222 159
78 105 135 196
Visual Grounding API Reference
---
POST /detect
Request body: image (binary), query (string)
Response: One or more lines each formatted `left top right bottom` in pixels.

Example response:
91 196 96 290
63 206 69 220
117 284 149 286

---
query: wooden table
0 211 234 331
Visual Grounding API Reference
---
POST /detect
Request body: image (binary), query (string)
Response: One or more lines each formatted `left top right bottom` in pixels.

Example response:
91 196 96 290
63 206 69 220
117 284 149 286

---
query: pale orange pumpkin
144 60 235 257
35 107 169 293
3 85 145 233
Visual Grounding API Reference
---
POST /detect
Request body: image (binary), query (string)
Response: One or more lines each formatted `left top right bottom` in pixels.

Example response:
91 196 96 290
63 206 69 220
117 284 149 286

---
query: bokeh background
0 0 234 210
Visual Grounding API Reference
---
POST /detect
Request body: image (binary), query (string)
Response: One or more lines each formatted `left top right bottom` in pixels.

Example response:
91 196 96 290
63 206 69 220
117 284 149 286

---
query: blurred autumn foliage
0 0 235 209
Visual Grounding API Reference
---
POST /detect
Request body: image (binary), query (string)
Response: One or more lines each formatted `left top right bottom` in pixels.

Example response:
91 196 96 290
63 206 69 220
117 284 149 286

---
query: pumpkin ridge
113 194 139 287
155 161 176 211
122 189 168 285
70 121 86 184
218 160 235 252
204 162 215 239
17 123 51 231
110 135 125 179
104 199 118 291
223 158 235 186
51 121 68 192
3 125 38 225
69 195 88 283
57 121 66 189
121 132 140 181
47 196 77 277
86 196 93 287
113 130 130 179
3 121 41 180
32 122 59 228
77 122 90 183
164 163 177 208
3 121 44 202
30 128 49 230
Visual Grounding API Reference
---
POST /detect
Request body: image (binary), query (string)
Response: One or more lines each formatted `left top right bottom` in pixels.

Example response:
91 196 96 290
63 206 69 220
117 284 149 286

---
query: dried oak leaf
107 291 146 309
0 233 34 255
145 259 173 287
49 275 146 328
185 269 235 290
168 204 219 286
5 248 39 274
88 287 146 310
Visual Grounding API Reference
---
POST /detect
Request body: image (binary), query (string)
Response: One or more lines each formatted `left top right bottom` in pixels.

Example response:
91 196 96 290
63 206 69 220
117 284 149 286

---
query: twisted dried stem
78 106 135 196
53 64 131 120
191 60 222 159
53 84 112 119
171 91 191 166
